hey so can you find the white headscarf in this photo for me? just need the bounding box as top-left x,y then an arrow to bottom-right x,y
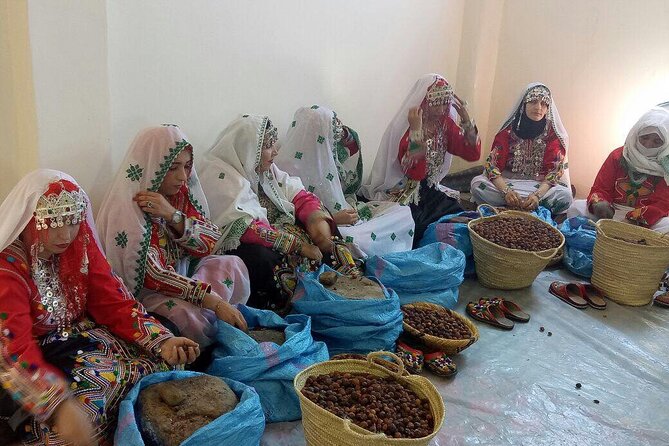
96,125 -> 209,296
198,114 -> 305,252
0,169 -> 97,253
276,106 -> 353,214
499,82 -> 569,150
361,73 -> 457,200
622,107 -> 669,183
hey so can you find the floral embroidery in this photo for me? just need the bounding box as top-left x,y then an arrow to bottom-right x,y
126,164 -> 144,182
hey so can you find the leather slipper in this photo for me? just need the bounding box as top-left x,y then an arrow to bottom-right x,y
581,284 -> 606,310
466,301 -> 514,330
654,292 -> 669,308
549,281 -> 588,309
486,297 -> 530,322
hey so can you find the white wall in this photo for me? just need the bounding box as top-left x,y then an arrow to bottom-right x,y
28,0 -> 112,206
486,0 -> 669,197
106,0 -> 466,196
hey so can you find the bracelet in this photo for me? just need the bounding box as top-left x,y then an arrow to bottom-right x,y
502,185 -> 513,194
214,300 -> 225,314
409,141 -> 422,153
409,129 -> 424,142
462,119 -> 476,134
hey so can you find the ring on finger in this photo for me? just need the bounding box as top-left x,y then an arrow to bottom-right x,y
147,201 -> 153,208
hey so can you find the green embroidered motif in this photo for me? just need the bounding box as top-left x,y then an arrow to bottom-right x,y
478,183 -> 487,190
390,233 -> 397,241
408,229 -> 415,237
0,312 -> 7,320
317,135 -> 325,144
345,236 -> 354,243
334,203 -> 342,211
291,120 -> 296,128
222,278 -> 234,288
149,140 -> 189,192
370,232 -> 377,241
218,172 -> 226,180
310,105 -> 319,109
132,213 -> 154,296
294,151 -> 303,159
126,164 -> 144,182
115,231 -> 128,248
307,185 -> 315,193
326,173 -> 334,181
278,182 -> 283,187
165,300 -> 176,310
358,205 -> 372,221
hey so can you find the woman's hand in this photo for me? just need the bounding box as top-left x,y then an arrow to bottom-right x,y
299,243 -> 323,262
407,107 -> 423,131
133,191 -> 176,220
522,193 -> 540,210
452,93 -> 472,123
306,215 -> 335,254
400,150 -> 425,171
158,337 -> 200,366
504,190 -> 522,208
53,398 -> 97,446
213,298 -> 248,332
333,209 -> 359,226
592,201 -> 614,220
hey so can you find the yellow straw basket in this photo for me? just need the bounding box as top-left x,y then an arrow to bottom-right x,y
591,219 -> 669,306
294,352 -> 445,446
401,302 -> 479,354
468,206 -> 565,289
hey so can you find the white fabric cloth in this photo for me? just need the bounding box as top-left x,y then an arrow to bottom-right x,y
276,105 -> 415,257
0,169 -> 98,252
499,82 -> 572,187
622,107 -> 669,184
361,73 -> 456,201
96,125 -> 211,295
198,114 -> 306,252
567,199 -> 669,233
471,175 -> 573,214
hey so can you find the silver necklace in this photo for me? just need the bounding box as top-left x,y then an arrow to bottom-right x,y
34,257 -> 72,337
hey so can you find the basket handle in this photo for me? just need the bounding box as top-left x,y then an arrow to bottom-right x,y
531,245 -> 562,260
366,351 -> 405,377
477,203 -> 499,216
342,418 -> 387,439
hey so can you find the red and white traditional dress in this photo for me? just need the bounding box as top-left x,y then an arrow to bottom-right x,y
97,126 -> 250,348
471,82 -> 573,214
199,115 -> 358,308
0,171 -> 173,445
567,107 -> 669,232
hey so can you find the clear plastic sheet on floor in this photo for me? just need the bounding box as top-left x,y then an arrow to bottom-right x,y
260,269 -> 669,446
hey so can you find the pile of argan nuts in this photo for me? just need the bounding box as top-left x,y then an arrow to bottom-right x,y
402,306 -> 471,340
473,216 -> 562,251
301,372 -> 434,439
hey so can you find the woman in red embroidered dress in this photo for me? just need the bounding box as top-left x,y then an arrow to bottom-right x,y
0,170 -> 198,446
198,115 -> 359,310
97,126 -> 250,349
471,83 -> 572,214
567,107 -> 669,232
361,74 -> 480,246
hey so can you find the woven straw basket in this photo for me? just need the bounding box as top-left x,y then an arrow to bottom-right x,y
294,352 -> 445,446
401,302 -> 479,354
591,219 -> 669,306
468,208 -> 565,289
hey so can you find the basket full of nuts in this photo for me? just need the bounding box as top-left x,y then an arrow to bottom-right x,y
468,209 -> 565,289
295,351 -> 445,445
401,302 -> 479,354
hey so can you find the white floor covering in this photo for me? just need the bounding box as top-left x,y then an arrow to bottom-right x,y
261,267 -> 669,446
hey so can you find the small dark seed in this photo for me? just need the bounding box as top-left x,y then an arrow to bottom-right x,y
547,332 -> 552,337
575,383 -> 582,389
593,399 -> 600,404
539,326 -> 545,332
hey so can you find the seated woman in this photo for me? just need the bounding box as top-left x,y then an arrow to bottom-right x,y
471,83 -> 572,214
97,125 -> 249,349
361,74 -> 481,246
198,114 -> 359,310
0,170 -> 198,446
276,105 -> 415,256
567,107 -> 669,232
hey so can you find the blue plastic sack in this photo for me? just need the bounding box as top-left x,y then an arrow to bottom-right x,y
207,306 -> 328,423
114,371 -> 265,446
291,265 -> 403,355
365,242 -> 465,309
418,211 -> 479,274
559,216 -> 596,278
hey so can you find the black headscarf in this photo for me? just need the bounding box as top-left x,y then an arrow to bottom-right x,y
511,103 -> 547,140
